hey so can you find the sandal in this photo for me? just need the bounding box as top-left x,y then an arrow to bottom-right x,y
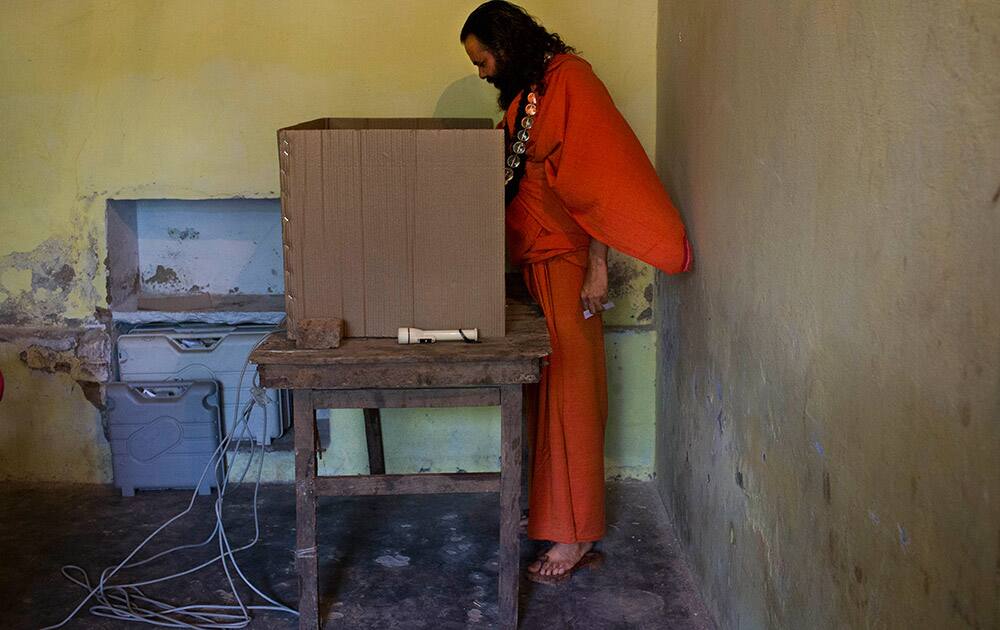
526,550 -> 604,585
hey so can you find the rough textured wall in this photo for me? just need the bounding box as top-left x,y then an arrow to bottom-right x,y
655,1 -> 999,628
0,0 -> 660,481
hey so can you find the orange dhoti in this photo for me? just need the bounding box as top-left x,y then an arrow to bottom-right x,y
523,256 -> 609,543
504,54 -> 691,543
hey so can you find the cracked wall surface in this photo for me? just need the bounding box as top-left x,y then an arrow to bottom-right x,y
7,328 -> 111,383
0,234 -> 102,326
0,341 -> 112,482
1,0 -> 663,483
655,1 -> 999,628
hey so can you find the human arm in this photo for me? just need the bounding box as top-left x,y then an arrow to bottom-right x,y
580,238 -> 609,316
542,57 -> 691,274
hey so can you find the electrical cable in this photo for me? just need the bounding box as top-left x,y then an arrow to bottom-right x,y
41,330 -> 299,629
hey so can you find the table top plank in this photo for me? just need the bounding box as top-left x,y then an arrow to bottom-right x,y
257,359 -> 542,389
251,303 -> 550,366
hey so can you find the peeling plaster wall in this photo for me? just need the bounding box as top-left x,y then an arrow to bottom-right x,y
0,236 -> 102,326
0,1 -> 662,482
0,340 -> 111,482
655,1 -> 999,628
134,199 -> 283,297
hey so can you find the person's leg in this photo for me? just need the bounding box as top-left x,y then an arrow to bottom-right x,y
521,257 -> 608,576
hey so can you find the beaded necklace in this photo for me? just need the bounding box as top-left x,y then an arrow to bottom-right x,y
503,91 -> 536,205
503,91 -> 537,186
503,53 -> 552,206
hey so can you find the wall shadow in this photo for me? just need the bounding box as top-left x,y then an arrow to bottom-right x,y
432,75 -> 500,121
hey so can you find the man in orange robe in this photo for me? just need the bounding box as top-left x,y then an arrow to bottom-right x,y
462,1 -> 691,580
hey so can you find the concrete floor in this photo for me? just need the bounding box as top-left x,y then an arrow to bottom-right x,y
2,480 -> 714,629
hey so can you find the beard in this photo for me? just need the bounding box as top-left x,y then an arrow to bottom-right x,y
488,61 -> 527,110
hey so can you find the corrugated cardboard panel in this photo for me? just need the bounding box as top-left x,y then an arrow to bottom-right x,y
325,118 -> 371,130
278,118 -> 504,339
311,118 -> 495,131
322,129 -> 366,336
413,129 -> 505,337
370,118 -> 420,130
279,131 -> 305,337
361,129 -> 415,337
301,131 -> 335,321
283,118 -> 329,131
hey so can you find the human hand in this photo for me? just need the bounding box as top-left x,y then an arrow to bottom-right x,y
580,256 -> 609,317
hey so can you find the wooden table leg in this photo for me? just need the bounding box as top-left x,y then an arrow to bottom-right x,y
499,384 -> 523,629
521,386 -> 533,516
294,390 -> 319,630
362,408 -> 386,475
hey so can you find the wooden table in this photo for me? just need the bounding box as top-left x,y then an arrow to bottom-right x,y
251,303 -> 550,629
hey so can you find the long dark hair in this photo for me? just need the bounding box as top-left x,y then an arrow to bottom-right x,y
460,1 -> 576,109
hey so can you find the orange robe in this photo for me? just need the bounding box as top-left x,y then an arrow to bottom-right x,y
502,54 -> 690,544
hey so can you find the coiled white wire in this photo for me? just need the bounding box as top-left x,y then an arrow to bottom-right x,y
41,331 -> 299,629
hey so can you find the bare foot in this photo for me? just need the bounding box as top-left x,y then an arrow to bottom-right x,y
527,541 -> 594,577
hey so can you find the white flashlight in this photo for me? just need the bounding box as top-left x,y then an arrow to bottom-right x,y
397,327 -> 479,344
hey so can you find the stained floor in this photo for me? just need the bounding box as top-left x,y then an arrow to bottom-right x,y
1,480 -> 714,629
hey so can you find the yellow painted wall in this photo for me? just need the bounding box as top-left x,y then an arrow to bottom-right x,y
0,0 -> 662,482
